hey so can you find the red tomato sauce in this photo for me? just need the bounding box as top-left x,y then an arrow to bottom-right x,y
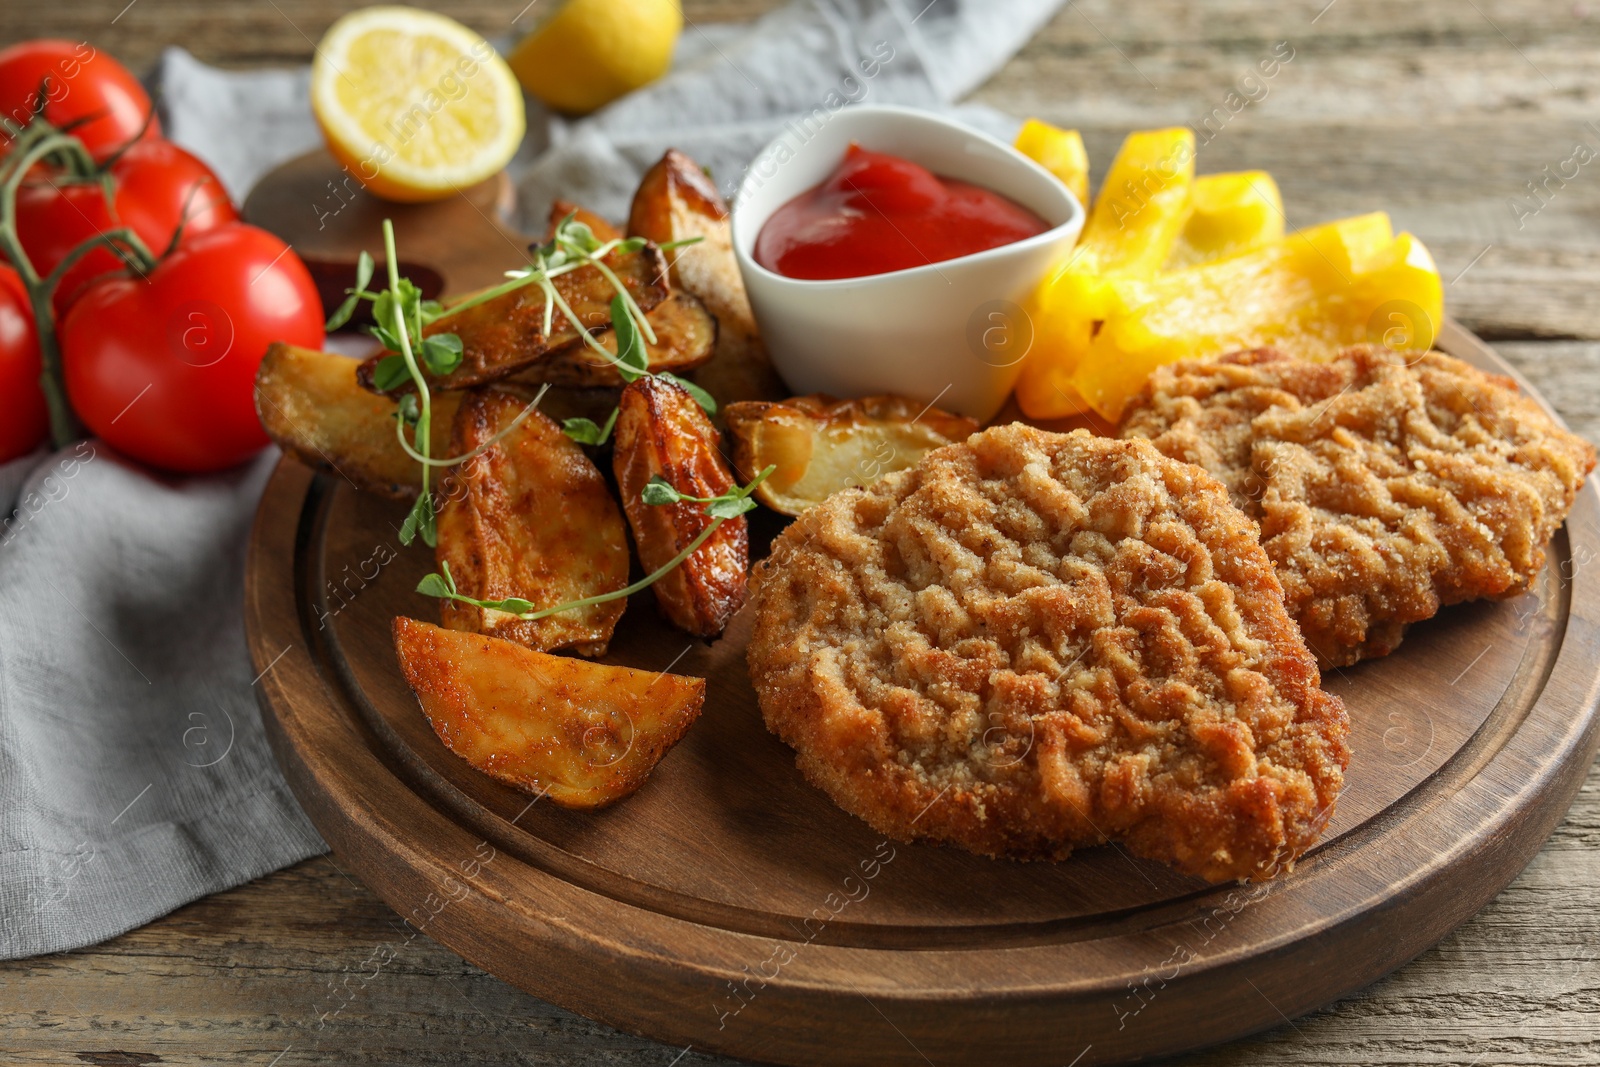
754,144 -> 1050,280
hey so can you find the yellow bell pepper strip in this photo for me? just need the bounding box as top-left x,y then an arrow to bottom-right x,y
1014,118 -> 1090,209
1073,127 -> 1197,276
1013,269 -> 1102,419
1071,213 -> 1443,420
1164,171 -> 1285,270
1015,128 -> 1196,420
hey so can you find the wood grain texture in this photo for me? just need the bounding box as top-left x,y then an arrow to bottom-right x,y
228,323 -> 1600,1067
2,1 -> 1599,1064
5,345 -> 1597,1067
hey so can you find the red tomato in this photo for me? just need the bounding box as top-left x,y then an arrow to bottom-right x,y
0,265 -> 48,462
16,139 -> 238,314
61,224 -> 323,472
0,40 -> 158,160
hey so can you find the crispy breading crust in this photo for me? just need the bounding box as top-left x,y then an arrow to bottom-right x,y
1121,347 -> 1597,667
747,425 -> 1349,883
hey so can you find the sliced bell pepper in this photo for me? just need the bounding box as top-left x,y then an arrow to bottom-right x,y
1015,128 -> 1196,420
1071,213 -> 1442,420
1164,171 -> 1284,270
1014,118 -> 1089,209
1074,127 -> 1197,277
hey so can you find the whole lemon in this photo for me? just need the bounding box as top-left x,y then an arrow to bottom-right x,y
509,0 -> 683,115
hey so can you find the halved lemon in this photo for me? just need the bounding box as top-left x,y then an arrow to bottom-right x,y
311,6 -> 525,203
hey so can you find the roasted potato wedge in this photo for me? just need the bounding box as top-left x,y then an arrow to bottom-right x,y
512,292 -> 716,388
436,386 -> 630,656
357,242 -> 670,395
613,376 -> 747,638
725,394 -> 978,516
255,342 -> 463,500
628,149 -> 786,407
393,617 -> 704,809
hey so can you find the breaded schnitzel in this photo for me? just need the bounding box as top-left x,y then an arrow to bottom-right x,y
747,425 -> 1349,883
1121,347 -> 1596,668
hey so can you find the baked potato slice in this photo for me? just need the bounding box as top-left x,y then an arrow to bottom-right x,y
613,375 -> 748,638
725,394 -> 978,516
254,342 -> 463,500
357,241 -> 669,395
393,617 -> 704,809
436,386 -> 630,656
628,149 -> 786,406
512,292 -> 715,388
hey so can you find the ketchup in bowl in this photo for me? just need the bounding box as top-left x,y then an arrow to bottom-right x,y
754,144 -> 1050,281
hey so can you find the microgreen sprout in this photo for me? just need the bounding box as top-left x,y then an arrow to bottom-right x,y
325,247 -> 464,395
414,465 -> 776,620
561,408 -> 618,446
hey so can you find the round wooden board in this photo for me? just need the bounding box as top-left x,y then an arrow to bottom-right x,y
246,320 -> 1600,1067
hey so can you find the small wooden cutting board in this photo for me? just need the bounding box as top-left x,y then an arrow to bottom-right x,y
242,148 -> 530,311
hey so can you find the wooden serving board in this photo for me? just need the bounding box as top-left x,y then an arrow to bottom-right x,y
245,309 -> 1600,1064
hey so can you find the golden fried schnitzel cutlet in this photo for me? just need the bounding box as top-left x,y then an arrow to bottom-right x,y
747,424 -> 1349,883
1121,347 -> 1596,668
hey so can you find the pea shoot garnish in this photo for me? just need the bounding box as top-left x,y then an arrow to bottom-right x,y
414,465 -> 775,620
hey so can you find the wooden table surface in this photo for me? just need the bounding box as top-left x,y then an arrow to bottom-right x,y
4,1 -> 1599,1064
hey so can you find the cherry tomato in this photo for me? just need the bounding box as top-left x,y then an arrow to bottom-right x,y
0,40 -> 158,160
0,265 -> 48,462
61,224 -> 323,472
16,139 -> 238,314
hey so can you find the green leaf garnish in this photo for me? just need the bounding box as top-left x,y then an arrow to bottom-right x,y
399,490 -> 435,547
372,355 -> 411,392
419,332 -> 463,376
563,220 -> 601,255
562,407 -> 618,446
705,495 -> 759,520
641,475 -> 680,506
326,293 -> 361,331
416,570 -> 454,599
640,463 -> 774,514
610,293 -> 648,383
371,323 -> 403,354
480,596 -> 537,614
396,393 -> 420,426
325,250 -> 377,330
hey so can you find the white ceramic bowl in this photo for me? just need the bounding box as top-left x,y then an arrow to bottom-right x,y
730,105 -> 1085,422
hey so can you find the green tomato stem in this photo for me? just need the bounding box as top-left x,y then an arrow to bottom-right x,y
0,123 -> 108,448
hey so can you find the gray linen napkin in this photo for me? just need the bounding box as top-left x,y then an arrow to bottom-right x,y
0,0 -> 1062,959
0,446 -> 326,959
